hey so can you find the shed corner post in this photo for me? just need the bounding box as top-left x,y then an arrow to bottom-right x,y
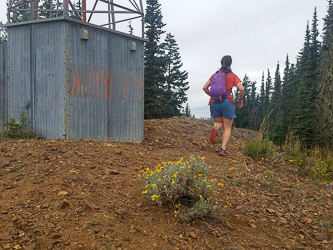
64,21 -> 70,140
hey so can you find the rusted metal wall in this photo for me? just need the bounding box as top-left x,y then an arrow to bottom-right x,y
6,17 -> 144,141
0,42 -> 7,129
67,21 -> 144,141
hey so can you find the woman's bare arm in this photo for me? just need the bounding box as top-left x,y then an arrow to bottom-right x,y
203,80 -> 211,96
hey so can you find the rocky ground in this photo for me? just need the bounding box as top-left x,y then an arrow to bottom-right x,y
0,117 -> 332,250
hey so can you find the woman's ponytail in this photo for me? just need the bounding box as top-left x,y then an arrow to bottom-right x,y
220,55 -> 232,73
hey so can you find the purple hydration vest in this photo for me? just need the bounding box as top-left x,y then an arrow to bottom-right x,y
210,71 -> 229,101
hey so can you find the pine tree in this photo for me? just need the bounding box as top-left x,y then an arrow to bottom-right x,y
293,10 -> 321,146
235,75 -> 251,128
264,69 -> 272,114
271,62 -> 282,115
280,55 -> 294,135
258,72 -> 266,121
316,1 -> 333,148
248,81 -> 258,130
163,32 -> 189,117
144,0 -> 166,119
0,22 -> 7,42
183,103 -> 192,117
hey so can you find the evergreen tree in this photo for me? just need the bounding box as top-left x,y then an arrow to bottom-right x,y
258,71 -> 265,121
293,10 -> 320,146
235,75 -> 251,128
144,0 -> 166,119
163,32 -> 189,117
0,22 -> 7,42
248,81 -> 258,130
271,61 -> 282,115
280,55 -> 294,135
264,69 -> 272,114
183,103 -> 192,117
316,1 -> 333,148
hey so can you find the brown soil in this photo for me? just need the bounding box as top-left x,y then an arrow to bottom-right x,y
0,117 -> 332,250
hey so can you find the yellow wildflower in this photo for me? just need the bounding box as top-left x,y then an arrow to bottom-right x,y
151,184 -> 157,188
158,178 -> 162,182
201,157 -> 205,159
210,179 -> 214,182
199,195 -> 203,198
202,179 -> 207,182
209,166 -> 211,168
151,194 -> 159,201
142,190 -> 148,194
207,197 -> 211,201
172,179 -> 175,184
198,174 -> 203,177
218,183 -> 224,187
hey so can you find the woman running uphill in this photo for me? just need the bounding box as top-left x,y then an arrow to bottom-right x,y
203,55 -> 244,156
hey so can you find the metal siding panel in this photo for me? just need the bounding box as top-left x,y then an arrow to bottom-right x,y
0,42 -> 8,129
33,21 -> 66,139
67,23 -> 108,140
109,36 -> 144,142
8,25 -> 32,123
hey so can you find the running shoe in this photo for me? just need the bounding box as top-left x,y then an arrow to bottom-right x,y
209,127 -> 218,144
219,148 -> 230,156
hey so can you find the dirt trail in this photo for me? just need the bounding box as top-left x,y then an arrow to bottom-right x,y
0,117 -> 332,250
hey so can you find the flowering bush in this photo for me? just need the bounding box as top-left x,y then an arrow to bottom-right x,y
139,155 -> 228,221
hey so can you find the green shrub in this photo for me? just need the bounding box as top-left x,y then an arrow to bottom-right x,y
1,108 -> 38,139
139,155 -> 227,221
244,138 -> 273,161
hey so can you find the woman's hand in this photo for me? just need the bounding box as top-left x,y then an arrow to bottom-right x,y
236,99 -> 243,108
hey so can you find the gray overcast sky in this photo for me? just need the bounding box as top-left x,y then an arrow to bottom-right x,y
0,1 -> 329,118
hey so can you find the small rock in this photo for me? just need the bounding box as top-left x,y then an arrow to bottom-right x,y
42,203 -> 49,209
169,239 -> 177,245
57,191 -> 68,197
3,243 -> 11,249
115,207 -> 127,215
110,170 -> 120,175
314,233 -> 325,241
33,229 -> 43,236
47,242 -> 54,250
249,224 -> 257,228
57,201 -> 70,209
189,232 -> 197,239
51,233 -> 62,239
1,159 -> 10,168
84,200 -> 94,211
123,235 -> 130,241
23,243 -> 37,250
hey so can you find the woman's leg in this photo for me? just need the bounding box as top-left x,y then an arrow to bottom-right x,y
214,116 -> 223,129
221,117 -> 233,150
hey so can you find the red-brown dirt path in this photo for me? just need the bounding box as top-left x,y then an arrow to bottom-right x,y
0,117 -> 332,250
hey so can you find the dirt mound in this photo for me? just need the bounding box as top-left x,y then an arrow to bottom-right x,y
0,117 -> 332,250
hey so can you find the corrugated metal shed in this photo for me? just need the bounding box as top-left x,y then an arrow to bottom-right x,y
6,16 -> 144,141
0,42 -> 7,129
